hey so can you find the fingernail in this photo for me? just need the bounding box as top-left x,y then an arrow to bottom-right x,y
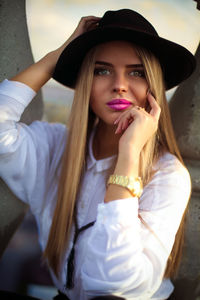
114,119 -> 118,124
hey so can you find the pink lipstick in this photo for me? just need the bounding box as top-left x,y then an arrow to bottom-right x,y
107,99 -> 132,111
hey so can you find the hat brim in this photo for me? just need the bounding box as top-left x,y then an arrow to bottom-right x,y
52,26 -> 196,90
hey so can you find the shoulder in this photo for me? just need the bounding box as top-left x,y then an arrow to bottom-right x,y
28,120 -> 68,158
29,120 -> 67,139
21,121 -> 68,166
153,151 -> 190,182
140,152 -> 191,210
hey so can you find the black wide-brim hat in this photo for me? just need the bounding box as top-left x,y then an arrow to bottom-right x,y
53,9 -> 196,90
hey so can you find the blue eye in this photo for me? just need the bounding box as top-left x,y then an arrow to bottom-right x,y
129,70 -> 145,78
94,68 -> 111,76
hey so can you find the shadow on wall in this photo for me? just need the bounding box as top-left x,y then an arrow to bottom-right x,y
0,211 -> 56,299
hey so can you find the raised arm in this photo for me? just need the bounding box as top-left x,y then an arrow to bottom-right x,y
11,16 -> 100,92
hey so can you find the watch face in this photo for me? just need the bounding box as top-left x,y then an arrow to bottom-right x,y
128,177 -> 143,197
108,175 -> 143,197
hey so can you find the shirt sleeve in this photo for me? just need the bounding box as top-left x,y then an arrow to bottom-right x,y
81,154 -> 191,299
0,79 -> 66,211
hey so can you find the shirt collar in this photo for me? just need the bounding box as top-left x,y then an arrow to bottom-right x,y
87,127 -> 117,173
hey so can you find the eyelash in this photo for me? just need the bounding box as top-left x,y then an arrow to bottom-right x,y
129,70 -> 145,78
94,68 -> 110,76
94,68 -> 145,78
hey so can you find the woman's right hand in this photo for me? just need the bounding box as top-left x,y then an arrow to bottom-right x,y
51,16 -> 100,74
11,16 -> 100,92
61,16 -> 100,47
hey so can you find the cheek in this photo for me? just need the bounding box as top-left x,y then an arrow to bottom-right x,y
89,98 -> 95,112
91,76 -> 108,96
89,80 -> 103,110
90,81 -> 98,103
90,88 -> 97,109
89,92 -> 99,115
131,82 -> 148,105
89,98 -> 101,117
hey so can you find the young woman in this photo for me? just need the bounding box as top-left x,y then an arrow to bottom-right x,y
0,9 -> 196,300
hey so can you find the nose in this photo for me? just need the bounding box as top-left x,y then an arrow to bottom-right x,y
112,72 -> 128,94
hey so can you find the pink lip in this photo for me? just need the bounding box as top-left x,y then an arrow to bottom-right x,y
107,99 -> 132,111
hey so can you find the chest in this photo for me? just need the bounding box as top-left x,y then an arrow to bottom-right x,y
76,167 -> 108,227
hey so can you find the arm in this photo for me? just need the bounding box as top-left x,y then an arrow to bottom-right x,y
104,93 -> 160,202
81,95 -> 186,298
0,80 -> 66,207
10,16 -> 100,92
82,154 -> 191,298
0,16 -> 100,204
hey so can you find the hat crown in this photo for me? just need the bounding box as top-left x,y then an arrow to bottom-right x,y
53,9 -> 196,90
99,9 -> 158,36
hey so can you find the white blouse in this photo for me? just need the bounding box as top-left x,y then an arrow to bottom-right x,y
0,79 -> 191,300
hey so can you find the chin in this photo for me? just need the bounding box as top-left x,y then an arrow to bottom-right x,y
95,110 -> 122,126
98,116 -> 117,127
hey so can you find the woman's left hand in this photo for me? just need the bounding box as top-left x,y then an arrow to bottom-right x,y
114,93 -> 161,157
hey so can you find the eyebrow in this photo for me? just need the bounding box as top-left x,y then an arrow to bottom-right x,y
95,61 -> 143,68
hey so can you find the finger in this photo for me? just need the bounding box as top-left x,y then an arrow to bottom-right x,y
78,16 -> 100,30
114,118 -> 119,125
122,118 -> 129,131
80,16 -> 100,22
116,113 -> 130,133
114,106 -> 140,125
121,117 -> 127,131
115,110 -> 135,133
85,17 -> 101,25
114,111 -> 127,124
86,21 -> 99,31
128,117 -> 134,124
115,121 -> 123,134
81,16 -> 100,25
85,17 -> 101,22
147,93 -> 161,118
115,118 -> 122,133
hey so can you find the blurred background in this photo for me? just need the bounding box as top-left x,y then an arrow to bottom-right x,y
27,0 -> 200,124
0,0 -> 199,299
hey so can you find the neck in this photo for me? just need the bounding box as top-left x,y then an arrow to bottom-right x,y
93,120 -> 121,160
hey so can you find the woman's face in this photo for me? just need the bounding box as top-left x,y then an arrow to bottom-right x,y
90,40 -> 149,125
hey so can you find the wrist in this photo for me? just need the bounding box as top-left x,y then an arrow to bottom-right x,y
115,152 -> 140,177
40,51 -> 60,74
34,53 -> 54,79
107,175 -> 143,198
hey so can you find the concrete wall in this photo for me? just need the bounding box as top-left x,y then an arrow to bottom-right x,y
0,0 -> 199,298
0,0 -> 43,257
169,42 -> 200,299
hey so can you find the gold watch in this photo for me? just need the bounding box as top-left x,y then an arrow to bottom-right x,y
107,174 -> 143,198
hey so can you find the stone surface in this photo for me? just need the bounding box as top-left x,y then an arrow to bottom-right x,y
170,43 -> 200,161
170,43 -> 200,298
0,0 -> 200,298
0,0 -> 43,256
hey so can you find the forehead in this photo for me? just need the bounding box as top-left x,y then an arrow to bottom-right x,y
95,40 -> 141,64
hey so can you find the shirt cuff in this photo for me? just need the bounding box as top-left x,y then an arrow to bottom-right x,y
96,198 -> 139,226
0,79 -> 36,106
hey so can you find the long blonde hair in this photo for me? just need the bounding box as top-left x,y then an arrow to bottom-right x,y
135,45 -> 187,278
44,42 -> 188,279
